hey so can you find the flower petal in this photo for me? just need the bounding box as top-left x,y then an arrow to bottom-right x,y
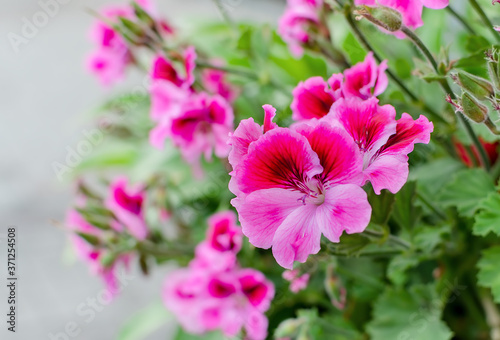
419,0 -> 448,10
317,184 -> 372,242
235,128 -> 323,194
236,188 -> 305,249
380,113 -> 433,156
291,77 -> 335,121
364,154 -> 409,194
272,203 -> 322,269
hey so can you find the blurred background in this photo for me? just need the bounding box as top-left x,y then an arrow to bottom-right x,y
0,1 -> 283,339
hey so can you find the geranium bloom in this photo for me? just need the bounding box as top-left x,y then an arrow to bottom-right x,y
278,0 -> 323,57
291,74 -> 343,121
328,97 -> 433,194
229,107 -> 372,269
291,53 -> 388,122
354,0 -> 449,36
105,177 -> 148,240
192,211 -> 242,271
163,92 -> 234,165
342,52 -> 388,100
66,208 -> 131,296
202,66 -> 238,103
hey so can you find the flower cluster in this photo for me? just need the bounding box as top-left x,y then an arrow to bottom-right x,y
65,177 -> 148,295
228,55 -> 433,269
148,51 -> 235,170
354,0 -> 449,37
278,0 -> 325,57
163,211 -> 274,339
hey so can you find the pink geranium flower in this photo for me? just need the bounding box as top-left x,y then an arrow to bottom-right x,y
229,107 -> 372,269
66,208 -> 131,296
354,0 -> 449,37
328,97 -> 433,194
278,0 -> 323,57
192,211 -> 242,271
202,66 -> 238,103
342,52 -> 388,100
291,75 -> 343,121
105,177 -> 148,240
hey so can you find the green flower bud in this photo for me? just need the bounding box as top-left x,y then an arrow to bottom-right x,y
461,92 -> 489,123
455,71 -> 494,100
354,5 -> 402,32
487,60 -> 500,92
75,232 -> 100,247
275,318 -> 304,338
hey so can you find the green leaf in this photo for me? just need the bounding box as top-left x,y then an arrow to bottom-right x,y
392,181 -> 420,230
387,254 -> 419,286
473,192 -> 500,237
465,36 -> 491,54
366,285 -> 453,340
342,32 -> 366,64
477,246 -> 500,303
413,224 -> 451,254
437,168 -> 495,217
368,186 -> 395,225
174,328 -> 226,340
118,302 -> 172,340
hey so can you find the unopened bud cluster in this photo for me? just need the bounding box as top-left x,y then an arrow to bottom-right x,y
448,50 -> 500,135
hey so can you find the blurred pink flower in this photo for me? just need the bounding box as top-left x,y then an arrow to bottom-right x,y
282,270 -> 310,293
105,177 -> 148,240
354,0 -> 449,37
66,209 -> 131,297
230,117 -> 371,269
329,97 -> 433,194
202,66 -> 238,103
342,52 -> 388,100
192,211 -> 242,272
278,0 -> 323,57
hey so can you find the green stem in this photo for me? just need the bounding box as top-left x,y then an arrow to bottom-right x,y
343,5 -> 447,124
416,192 -> 448,221
446,6 -> 477,36
401,26 -> 491,171
211,0 -> 236,31
363,229 -> 412,249
469,0 -> 500,43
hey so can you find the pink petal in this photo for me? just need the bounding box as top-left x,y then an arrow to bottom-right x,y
291,77 -> 335,121
364,154 -> 409,194
419,0 -> 448,9
151,54 -> 183,85
235,128 -> 323,194
329,97 -> 397,156
263,104 -> 278,133
236,188 -> 305,249
380,113 -> 433,156
294,121 -> 362,185
228,118 -> 263,171
272,203 -> 322,269
342,52 -> 388,99
317,184 -> 372,242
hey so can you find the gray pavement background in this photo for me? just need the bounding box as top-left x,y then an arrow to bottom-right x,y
0,1 -> 283,339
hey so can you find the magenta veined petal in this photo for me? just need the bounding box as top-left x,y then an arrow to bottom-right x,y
235,127 -> 323,194
228,118 -> 263,171
364,154 -> 410,194
419,0 -> 448,9
291,77 -> 335,121
293,120 -> 363,185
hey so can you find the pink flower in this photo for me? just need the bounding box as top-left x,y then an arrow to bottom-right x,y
105,177 -> 148,240
162,261 -> 274,339
291,75 -> 343,121
229,108 -> 371,269
66,209 -> 131,296
192,211 -> 242,271
86,5 -> 135,87
282,270 -> 310,293
343,52 -> 388,99
328,97 -> 433,194
278,0 -> 323,57
354,0 -> 449,37
168,93 -> 234,165
202,66 -> 238,103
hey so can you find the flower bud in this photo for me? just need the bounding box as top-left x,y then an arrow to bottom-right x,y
354,5 -> 402,32
461,92 -> 489,123
275,318 -> 303,338
454,71 -> 495,100
487,54 -> 500,92
75,232 -> 100,247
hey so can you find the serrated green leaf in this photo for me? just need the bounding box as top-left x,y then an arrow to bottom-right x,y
366,285 -> 453,340
118,302 -> 172,340
477,246 -> 500,303
438,168 -> 495,217
413,224 -> 451,253
473,192 -> 500,236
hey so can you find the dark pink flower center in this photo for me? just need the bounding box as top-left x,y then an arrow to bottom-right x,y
208,279 -> 236,298
240,275 -> 268,307
114,187 -> 143,215
210,220 -> 237,252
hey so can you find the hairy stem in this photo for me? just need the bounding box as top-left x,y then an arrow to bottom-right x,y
446,6 -> 477,36
401,26 -> 491,171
